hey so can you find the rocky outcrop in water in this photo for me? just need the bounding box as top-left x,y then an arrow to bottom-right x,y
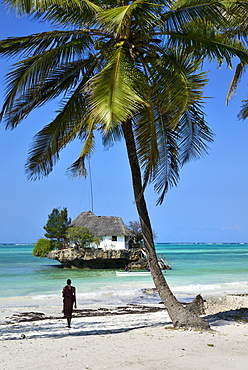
45,247 -> 149,269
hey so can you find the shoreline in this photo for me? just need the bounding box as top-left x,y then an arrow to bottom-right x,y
1,294 -> 247,369
1,293 -> 248,327
1,291 -> 248,322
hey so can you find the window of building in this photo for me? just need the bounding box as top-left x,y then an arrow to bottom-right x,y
112,236 -> 117,241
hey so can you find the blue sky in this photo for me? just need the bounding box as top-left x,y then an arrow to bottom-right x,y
0,7 -> 247,244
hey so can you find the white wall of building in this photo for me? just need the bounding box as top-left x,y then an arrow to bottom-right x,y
98,235 -> 128,250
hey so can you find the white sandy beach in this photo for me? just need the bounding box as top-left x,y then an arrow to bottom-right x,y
0,295 -> 248,370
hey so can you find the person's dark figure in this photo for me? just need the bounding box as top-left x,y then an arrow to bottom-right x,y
62,279 -> 77,328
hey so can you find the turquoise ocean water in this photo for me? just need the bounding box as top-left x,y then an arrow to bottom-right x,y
1,243 -> 248,308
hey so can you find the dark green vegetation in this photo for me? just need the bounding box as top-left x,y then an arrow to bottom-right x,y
32,238 -> 55,257
128,221 -> 144,246
34,207 -> 98,253
128,220 -> 157,246
1,0 -> 248,329
66,226 -> 100,248
44,207 -> 71,249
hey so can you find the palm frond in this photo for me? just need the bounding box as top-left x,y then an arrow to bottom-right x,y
164,0 -> 227,31
134,98 -> 159,189
151,48 -> 208,126
88,44 -> 146,130
67,118 -> 96,177
226,62 -> 246,105
0,31 -> 96,126
178,104 -> 213,165
97,0 -> 161,36
25,91 -> 90,179
136,48 -> 211,202
238,97 -> 248,120
1,53 -> 100,128
4,0 -> 101,15
166,22 -> 248,67
153,123 -> 180,205
0,29 -> 92,58
222,0 -> 248,39
101,126 -> 123,148
33,2 -> 102,27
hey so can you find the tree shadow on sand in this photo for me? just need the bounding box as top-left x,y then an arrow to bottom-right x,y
204,308 -> 248,327
1,306 -> 247,340
0,305 -> 169,340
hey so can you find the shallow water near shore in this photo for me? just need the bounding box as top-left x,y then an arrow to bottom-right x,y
1,243 -> 248,309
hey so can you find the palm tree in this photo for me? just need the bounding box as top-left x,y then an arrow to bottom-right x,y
1,0 -> 248,329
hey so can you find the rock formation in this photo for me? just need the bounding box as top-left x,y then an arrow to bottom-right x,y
45,247 -> 149,269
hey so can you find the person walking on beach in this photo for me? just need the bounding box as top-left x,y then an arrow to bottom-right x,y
62,279 -> 77,328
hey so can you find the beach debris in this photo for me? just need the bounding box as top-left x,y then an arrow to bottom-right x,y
1,305 -> 166,325
3,312 -> 46,324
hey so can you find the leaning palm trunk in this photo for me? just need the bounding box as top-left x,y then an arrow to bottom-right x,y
122,119 -> 210,330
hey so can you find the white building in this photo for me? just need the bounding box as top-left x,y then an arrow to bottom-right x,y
70,211 -> 132,250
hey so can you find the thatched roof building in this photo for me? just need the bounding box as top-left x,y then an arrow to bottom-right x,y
70,211 -> 132,237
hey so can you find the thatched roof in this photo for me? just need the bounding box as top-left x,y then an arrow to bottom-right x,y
70,211 -> 132,237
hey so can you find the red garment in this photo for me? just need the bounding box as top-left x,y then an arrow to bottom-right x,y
63,285 -> 75,318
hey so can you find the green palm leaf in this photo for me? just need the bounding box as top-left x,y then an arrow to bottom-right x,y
135,48 -> 211,202
0,30 -> 96,126
0,29 -> 93,58
88,44 -> 146,130
25,92 -> 89,179
226,62 -> 246,105
97,0 -> 161,36
238,97 -> 248,120
4,0 -> 101,14
67,118 -> 96,177
178,104 -> 213,165
166,19 -> 248,66
135,99 -> 159,188
2,54 -> 100,128
152,122 -> 180,205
